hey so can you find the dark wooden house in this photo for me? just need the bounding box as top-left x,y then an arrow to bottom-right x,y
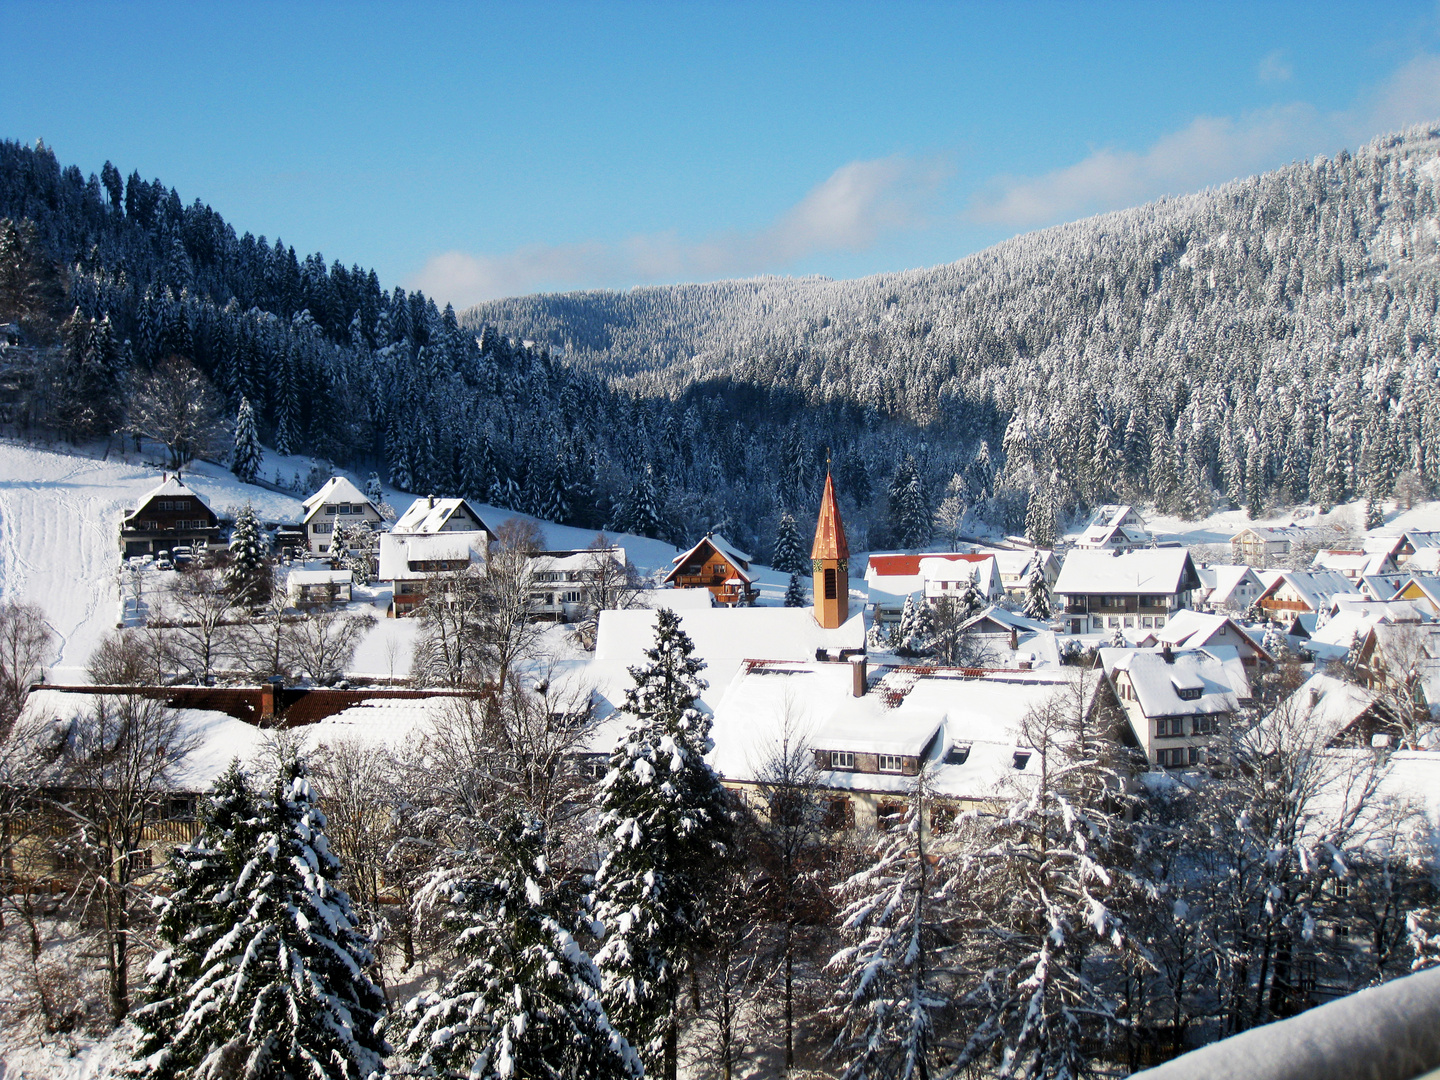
120,474 -> 221,557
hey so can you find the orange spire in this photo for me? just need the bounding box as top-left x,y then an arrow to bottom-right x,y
811,470 -> 849,560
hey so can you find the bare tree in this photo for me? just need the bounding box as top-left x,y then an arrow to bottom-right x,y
86,630 -> 150,685
228,571 -> 301,679
0,600 -> 52,730
54,693 -> 196,1022
477,520 -> 545,690
1364,623 -> 1439,748
410,565 -> 489,689
127,355 -> 226,469
289,608 -> 376,683
574,533 -> 645,650
749,694 -> 830,1071
159,567 -> 233,683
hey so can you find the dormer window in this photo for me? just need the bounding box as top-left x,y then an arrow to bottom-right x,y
1176,687 -> 1202,701
1013,751 -> 1031,770
830,751 -> 855,770
945,744 -> 971,765
878,754 -> 903,773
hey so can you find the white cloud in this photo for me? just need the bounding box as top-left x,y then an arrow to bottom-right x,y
969,52 -> 1440,229
1258,50 -> 1293,83
410,155 -> 946,307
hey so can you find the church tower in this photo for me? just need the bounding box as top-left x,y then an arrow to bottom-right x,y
811,469 -> 850,629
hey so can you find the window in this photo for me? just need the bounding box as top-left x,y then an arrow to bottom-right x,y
1108,616 -> 1120,628
878,754 -> 903,773
830,750 -> 855,770
823,797 -> 854,831
1192,714 -> 1219,735
945,743 -> 971,765
312,523 -> 332,534
324,504 -> 337,514
563,590 -> 583,603
1156,717 -> 1186,737
1157,747 -> 1199,768
876,800 -> 906,831
1141,617 -> 1154,628
1175,685 -> 1202,701
1013,751 -> 1032,770
824,567 -> 837,600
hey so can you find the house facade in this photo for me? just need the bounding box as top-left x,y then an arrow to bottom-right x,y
392,496 -> 493,536
1052,548 -> 1202,636
663,534 -> 756,605
526,547 -> 627,621
1255,570 -> 1359,620
301,476 -> 384,556
378,531 -> 488,616
1099,645 -> 1252,768
1196,564 -> 1265,613
120,474 -> 221,557
1074,504 -> 1153,550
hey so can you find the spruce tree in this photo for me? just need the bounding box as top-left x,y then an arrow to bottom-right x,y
773,511 -> 808,577
131,759 -> 387,1079
401,814 -> 642,1080
232,396 -> 262,484
826,783 -> 950,1080
593,608 -> 733,1080
784,572 -> 807,608
1023,559 -> 1052,620
224,503 -> 269,605
365,471 -> 383,506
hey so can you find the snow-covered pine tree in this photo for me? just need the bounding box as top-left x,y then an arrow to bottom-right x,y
903,597 -> 935,657
592,608 -> 733,1080
1023,558 -> 1052,620
365,471 -> 383,506
131,762 -> 265,1079
954,571 -> 984,625
826,777 -> 950,1080
784,572 -> 807,607
893,594 -> 919,651
1109,623 -> 1127,648
401,813 -> 642,1080
946,672 -> 1142,1078
131,758 -> 387,1079
1364,491 -> 1386,531
224,503 -> 269,605
772,511 -> 807,578
231,396 -> 262,484
333,519 -> 374,583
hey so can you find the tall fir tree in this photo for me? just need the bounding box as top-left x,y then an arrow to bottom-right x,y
131,759 -> 387,1079
1023,558 -> 1052,620
224,503 -> 269,605
231,396 -> 262,484
784,572 -> 807,608
401,814 -> 642,1080
772,510 -> 808,577
592,608 -> 733,1080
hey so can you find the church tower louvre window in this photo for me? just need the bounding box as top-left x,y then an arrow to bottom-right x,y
811,468 -> 849,629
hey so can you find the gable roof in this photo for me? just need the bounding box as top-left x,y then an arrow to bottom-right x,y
1258,569 -> 1360,611
1153,609 -> 1270,660
866,552 -> 991,579
664,534 -> 753,584
1053,547 -> 1197,595
130,474 -> 214,513
302,476 -> 375,517
392,496 -> 493,535
1198,564 -> 1263,607
1100,645 -> 1251,719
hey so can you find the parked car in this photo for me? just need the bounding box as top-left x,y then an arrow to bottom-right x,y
154,551 -> 174,570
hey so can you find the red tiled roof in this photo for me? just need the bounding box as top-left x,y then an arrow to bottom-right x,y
866,552 -> 990,577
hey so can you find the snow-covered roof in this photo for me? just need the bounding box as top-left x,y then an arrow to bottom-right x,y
1152,609 -> 1267,659
632,588 -> 713,610
301,476 -> 373,515
1100,645 -> 1250,718
704,662 -> 1085,800
130,474 -> 214,513
1402,548 -> 1440,573
287,569 -> 354,587
1360,572 -> 1410,600
1312,549 -> 1395,577
866,552 -> 991,579
595,607 -> 864,668
1230,524 -> 1339,544
1053,547 -> 1196,595
1260,570 -> 1361,611
392,496 -> 493,536
1197,564 -> 1262,607
1263,672 -> 1380,745
377,531 -> 487,580
960,605 -> 1051,636
528,547 -> 625,576
663,534 -> 753,584
919,556 -> 1000,596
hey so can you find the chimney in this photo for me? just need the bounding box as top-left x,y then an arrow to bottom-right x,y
428,494 -> 435,509
260,675 -> 283,720
1162,641 -> 1174,664
1009,626 -> 1019,651
851,655 -> 867,697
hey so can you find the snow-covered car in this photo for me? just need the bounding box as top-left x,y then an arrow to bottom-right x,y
154,551 -> 174,571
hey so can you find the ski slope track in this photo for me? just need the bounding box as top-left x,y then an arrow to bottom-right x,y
0,442 -> 304,681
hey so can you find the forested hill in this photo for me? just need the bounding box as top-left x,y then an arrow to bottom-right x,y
467,124 -> 1440,527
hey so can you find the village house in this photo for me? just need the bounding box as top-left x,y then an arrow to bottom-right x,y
1228,524 -> 1341,566
864,552 -> 1001,625
663,533 -> 757,605
119,473 -> 222,557
1265,672 -> 1407,750
300,476 -> 384,556
1195,564 -> 1265,613
525,546 -> 627,621
1254,569 -> 1359,621
286,568 -> 354,606
378,530 -> 488,616
1099,644 -> 1252,769
1052,547 -> 1202,636
1073,504 -> 1153,550
1311,548 -> 1398,581
391,495 -> 494,536
1141,609 -> 1271,667
1365,531 -> 1440,567
985,547 -> 1061,603
1389,574 -> 1440,616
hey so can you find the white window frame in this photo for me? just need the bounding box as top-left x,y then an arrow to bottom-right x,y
830,750 -> 855,770
877,754 -> 903,773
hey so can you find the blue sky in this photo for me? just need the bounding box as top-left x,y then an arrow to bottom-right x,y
4,1 -> 1440,308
